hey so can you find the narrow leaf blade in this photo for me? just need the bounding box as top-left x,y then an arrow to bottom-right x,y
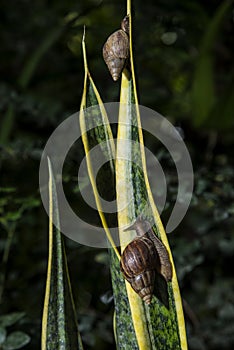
41,158 -> 83,350
116,2 -> 187,349
191,0 -> 233,126
79,33 -> 138,348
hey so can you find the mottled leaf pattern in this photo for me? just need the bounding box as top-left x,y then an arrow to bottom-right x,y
41,158 -> 83,350
115,1 -> 188,349
79,32 -> 138,348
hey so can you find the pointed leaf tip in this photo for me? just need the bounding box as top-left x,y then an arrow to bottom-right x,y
82,26 -> 86,43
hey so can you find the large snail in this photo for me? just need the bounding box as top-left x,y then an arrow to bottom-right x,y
103,15 -> 129,81
120,216 -> 172,304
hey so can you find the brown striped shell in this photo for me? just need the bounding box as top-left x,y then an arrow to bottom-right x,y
103,16 -> 129,81
120,216 -> 173,304
120,235 -> 159,304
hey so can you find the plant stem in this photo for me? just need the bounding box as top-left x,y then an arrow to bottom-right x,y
0,226 -> 15,304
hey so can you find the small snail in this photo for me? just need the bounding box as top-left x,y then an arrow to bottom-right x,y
120,216 -> 172,304
103,16 -> 129,81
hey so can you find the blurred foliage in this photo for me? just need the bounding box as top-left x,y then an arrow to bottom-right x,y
0,0 -> 233,349
0,313 -> 30,350
169,152 -> 234,349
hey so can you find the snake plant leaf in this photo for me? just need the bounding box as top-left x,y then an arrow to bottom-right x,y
79,29 -> 119,256
41,158 -> 83,350
191,0 -> 233,127
79,32 -> 138,348
115,1 -> 188,349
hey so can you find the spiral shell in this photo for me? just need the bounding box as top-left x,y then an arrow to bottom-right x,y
120,216 -> 172,304
125,217 -> 173,282
103,16 -> 129,81
120,235 -> 159,304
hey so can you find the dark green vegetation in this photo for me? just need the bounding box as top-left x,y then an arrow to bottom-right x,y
0,0 -> 233,349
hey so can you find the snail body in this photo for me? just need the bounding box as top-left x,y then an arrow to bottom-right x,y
103,16 -> 129,81
120,217 -> 172,304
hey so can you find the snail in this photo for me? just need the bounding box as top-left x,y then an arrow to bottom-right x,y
103,15 -> 129,81
120,216 -> 172,304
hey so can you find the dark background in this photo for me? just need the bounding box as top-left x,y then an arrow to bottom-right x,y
0,0 -> 234,349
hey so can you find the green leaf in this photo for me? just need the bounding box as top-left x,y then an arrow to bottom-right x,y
0,327 -> 7,345
79,29 -> 119,259
191,0 -> 233,126
0,313 -> 25,328
0,188 -> 16,194
109,249 -> 138,349
2,331 -> 30,350
41,158 -> 83,350
206,83 -> 234,130
80,0 -> 187,348
18,27 -> 64,90
115,1 -> 187,349
79,29 -> 138,348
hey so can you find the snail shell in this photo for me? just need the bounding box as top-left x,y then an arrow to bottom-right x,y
120,216 -> 172,304
120,235 -> 159,304
103,16 -> 129,81
125,217 -> 173,282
